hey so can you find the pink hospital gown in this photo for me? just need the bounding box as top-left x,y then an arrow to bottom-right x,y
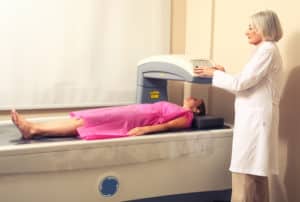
70,101 -> 193,140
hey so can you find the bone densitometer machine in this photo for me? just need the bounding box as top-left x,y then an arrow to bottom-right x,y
0,55 -> 233,202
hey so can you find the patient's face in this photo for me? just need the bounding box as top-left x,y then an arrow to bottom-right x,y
184,97 -> 202,110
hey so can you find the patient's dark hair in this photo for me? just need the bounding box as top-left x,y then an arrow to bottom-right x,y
195,101 -> 206,116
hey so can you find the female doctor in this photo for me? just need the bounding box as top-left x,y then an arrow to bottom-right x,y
194,10 -> 283,202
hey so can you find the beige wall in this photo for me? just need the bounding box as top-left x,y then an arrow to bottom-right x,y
168,0 -> 186,105
170,0 -> 186,54
185,0 -> 213,59
176,0 -> 300,201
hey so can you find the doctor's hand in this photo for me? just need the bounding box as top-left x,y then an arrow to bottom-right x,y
213,65 -> 225,72
193,65 -> 225,78
193,66 -> 216,78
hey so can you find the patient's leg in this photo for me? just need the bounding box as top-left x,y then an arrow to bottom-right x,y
11,110 -> 84,139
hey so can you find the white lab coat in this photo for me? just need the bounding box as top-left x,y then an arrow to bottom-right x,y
212,41 -> 283,176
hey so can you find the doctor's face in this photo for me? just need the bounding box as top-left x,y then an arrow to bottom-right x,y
245,24 -> 263,45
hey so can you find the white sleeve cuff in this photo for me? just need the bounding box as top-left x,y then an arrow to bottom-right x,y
212,70 -> 225,88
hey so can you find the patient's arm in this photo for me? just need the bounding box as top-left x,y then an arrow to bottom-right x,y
127,116 -> 189,136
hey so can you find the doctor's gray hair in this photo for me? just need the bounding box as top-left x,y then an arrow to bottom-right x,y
250,10 -> 283,42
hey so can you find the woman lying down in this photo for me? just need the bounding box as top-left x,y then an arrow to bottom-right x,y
11,97 -> 206,140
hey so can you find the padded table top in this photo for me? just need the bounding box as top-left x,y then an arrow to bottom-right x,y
0,124 -> 78,146
0,122 -> 230,146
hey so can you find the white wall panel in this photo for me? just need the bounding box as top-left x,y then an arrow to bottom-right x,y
0,0 -> 170,109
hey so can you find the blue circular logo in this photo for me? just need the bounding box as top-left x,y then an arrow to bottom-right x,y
99,176 -> 119,197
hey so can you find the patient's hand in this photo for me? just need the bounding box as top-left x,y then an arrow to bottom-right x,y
128,127 -> 147,136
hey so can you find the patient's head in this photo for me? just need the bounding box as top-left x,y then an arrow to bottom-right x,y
183,97 -> 206,116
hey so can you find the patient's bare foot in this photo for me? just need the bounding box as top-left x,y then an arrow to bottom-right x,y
11,110 -> 35,139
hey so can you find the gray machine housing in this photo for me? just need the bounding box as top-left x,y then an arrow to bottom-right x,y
136,55 -> 224,129
136,56 -> 212,103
